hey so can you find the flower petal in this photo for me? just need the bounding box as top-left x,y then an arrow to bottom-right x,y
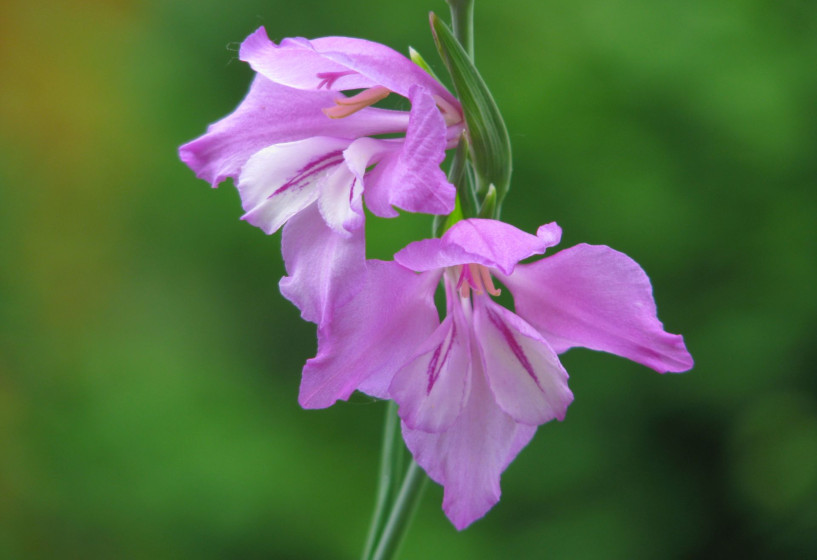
178,75 -> 409,187
390,281 -> 472,432
298,263 -> 439,408
278,203 -> 365,327
315,136 -> 384,233
240,30 -> 376,91
239,27 -> 457,103
473,296 -> 573,425
363,85 -> 455,217
395,219 -> 560,275
316,161 -> 363,235
237,137 -> 350,234
500,244 -> 694,372
356,148 -> 400,218
402,361 -> 536,530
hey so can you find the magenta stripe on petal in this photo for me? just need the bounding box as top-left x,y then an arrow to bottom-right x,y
484,305 -> 542,391
271,151 -> 344,197
316,70 -> 356,89
427,320 -> 456,394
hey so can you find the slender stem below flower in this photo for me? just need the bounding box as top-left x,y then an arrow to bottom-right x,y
370,459 -> 429,560
362,401 -> 405,560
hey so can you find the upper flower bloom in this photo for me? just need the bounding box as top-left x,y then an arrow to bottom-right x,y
294,219 -> 693,529
179,27 -> 463,237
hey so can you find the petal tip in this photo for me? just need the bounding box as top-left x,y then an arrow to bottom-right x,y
536,222 -> 562,248
238,26 -> 272,61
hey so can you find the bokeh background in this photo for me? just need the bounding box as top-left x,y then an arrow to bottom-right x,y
2,0 -> 816,558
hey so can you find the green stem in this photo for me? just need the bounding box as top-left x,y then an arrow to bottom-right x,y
445,0 -> 475,59
370,460 -> 429,560
362,401 -> 405,560
445,0 -> 483,221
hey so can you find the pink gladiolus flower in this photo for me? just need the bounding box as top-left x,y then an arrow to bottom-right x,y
179,27 -> 463,325
296,219 -> 693,529
179,27 -> 462,235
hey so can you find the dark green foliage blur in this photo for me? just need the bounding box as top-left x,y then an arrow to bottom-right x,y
1,0 -> 815,558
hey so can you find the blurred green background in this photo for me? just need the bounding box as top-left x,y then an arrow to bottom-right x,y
2,0 -> 816,558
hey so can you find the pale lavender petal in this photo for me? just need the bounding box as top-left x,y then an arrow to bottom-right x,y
343,136 -> 387,184
363,85 -> 455,217
402,361 -> 534,530
179,75 -> 409,187
336,135 -> 400,218
504,424 -> 537,472
396,219 -> 558,275
535,222 -> 563,247
240,27 -> 457,103
390,280 -> 472,432
500,244 -> 694,373
473,296 -> 573,425
316,136 -> 383,233
298,263 -> 439,408
316,162 -> 363,235
279,203 -> 365,326
237,137 -> 350,234
356,147 -> 401,218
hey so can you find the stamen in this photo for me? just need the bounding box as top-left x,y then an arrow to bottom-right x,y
468,264 -> 483,294
479,265 -> 501,296
322,86 -> 391,119
453,263 -> 500,299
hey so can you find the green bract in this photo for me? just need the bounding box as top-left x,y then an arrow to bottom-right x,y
430,12 -> 512,209
408,47 -> 442,83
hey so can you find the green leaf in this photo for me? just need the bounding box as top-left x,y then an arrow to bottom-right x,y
430,12 -> 512,206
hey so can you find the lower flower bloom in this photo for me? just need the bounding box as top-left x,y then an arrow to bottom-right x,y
293,218 -> 693,529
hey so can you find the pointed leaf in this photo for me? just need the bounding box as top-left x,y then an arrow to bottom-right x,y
430,13 -> 512,204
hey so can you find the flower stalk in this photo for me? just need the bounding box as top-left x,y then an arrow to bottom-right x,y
362,403 -> 429,560
361,401 -> 406,560
370,460 -> 428,560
